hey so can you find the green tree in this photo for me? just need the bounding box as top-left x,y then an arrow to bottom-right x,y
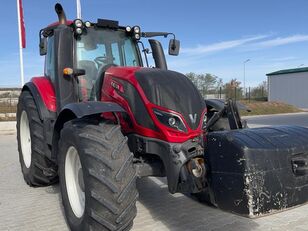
223,79 -> 243,100
250,81 -> 268,100
186,72 -> 218,97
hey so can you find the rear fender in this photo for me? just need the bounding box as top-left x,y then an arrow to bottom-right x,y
22,81 -> 56,120
22,82 -> 57,154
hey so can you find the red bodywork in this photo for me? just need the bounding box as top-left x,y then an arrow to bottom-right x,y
32,77 -> 57,112
101,67 -> 205,143
31,67 -> 205,143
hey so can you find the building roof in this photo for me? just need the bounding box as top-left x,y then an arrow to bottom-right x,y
267,67 -> 308,76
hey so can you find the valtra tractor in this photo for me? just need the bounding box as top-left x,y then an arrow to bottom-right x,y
17,3 -> 308,231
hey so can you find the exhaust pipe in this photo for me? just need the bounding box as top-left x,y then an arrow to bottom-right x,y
55,3 -> 67,25
149,39 -> 168,70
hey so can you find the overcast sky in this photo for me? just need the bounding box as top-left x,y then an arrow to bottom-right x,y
1,0 -> 308,87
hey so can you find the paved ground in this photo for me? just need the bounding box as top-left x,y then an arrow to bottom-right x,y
245,112 -> 308,128
1,116 -> 308,231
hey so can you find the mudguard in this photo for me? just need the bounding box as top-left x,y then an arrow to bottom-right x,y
54,101 -> 125,133
22,81 -> 56,120
22,81 -> 57,149
205,125 -> 308,217
51,101 -> 125,162
61,101 -> 124,118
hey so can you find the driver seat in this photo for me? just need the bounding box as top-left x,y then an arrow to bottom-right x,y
78,60 -> 98,101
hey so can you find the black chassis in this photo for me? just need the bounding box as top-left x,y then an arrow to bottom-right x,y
128,134 -> 205,194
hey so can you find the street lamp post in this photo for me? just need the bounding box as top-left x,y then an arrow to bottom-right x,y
243,59 -> 250,98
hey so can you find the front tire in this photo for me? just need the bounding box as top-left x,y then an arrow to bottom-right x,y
58,119 -> 138,231
17,90 -> 58,186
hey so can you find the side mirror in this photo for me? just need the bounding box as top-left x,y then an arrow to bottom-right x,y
74,68 -> 86,76
39,37 -> 47,56
168,39 -> 180,56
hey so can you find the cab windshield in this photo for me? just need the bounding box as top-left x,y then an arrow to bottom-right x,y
76,27 -> 141,100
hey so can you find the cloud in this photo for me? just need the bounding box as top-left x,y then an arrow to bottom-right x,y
254,35 -> 308,48
181,35 -> 269,55
267,56 -> 298,62
180,34 -> 308,57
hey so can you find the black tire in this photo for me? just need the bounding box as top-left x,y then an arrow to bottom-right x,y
58,119 -> 138,231
16,90 -> 58,186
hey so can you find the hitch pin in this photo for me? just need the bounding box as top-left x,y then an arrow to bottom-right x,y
188,158 -> 205,178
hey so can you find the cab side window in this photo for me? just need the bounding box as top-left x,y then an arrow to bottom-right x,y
45,36 -> 55,82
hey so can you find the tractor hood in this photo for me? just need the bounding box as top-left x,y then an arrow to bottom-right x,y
135,68 -> 206,130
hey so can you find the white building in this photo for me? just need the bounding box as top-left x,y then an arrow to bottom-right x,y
267,67 -> 308,108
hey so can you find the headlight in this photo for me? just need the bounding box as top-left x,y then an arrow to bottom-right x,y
153,109 -> 187,132
74,19 -> 83,28
126,26 -> 132,32
135,34 -> 140,40
132,26 -> 141,40
134,26 -> 140,33
74,19 -> 84,35
75,28 -> 83,35
85,21 -> 91,28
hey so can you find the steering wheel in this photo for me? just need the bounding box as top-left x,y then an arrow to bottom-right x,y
94,56 -> 108,67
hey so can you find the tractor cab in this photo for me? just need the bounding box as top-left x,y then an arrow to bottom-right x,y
39,4 -> 180,110
74,22 -> 143,101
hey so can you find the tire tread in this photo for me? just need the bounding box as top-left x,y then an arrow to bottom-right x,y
16,90 -> 58,187
59,120 -> 137,231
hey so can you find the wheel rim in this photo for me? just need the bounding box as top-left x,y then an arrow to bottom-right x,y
65,146 -> 85,218
20,111 -> 31,168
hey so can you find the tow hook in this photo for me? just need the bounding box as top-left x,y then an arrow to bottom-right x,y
187,158 -> 206,178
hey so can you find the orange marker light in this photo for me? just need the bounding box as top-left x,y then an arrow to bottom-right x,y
63,68 -> 74,75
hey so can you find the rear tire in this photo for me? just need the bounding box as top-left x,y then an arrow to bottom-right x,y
16,90 -> 58,186
58,119 -> 138,231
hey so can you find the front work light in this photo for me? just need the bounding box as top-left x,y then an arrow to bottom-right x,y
85,21 -> 91,28
74,19 -> 83,28
135,34 -> 140,40
134,26 -> 140,34
76,28 -> 83,35
126,26 -> 132,32
132,26 -> 141,40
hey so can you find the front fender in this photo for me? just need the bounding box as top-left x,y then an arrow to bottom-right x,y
61,101 -> 124,119
51,101 -> 125,162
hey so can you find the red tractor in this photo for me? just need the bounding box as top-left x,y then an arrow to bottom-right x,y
17,3 -> 308,231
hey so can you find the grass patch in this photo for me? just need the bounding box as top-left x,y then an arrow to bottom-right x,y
240,101 -> 302,116
0,116 -> 16,121
0,102 -> 17,114
0,101 -> 17,121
